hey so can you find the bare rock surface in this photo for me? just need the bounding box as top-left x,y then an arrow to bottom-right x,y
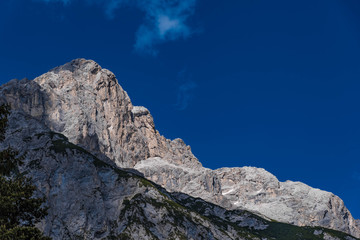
215,167 -> 360,237
1,58 -> 359,238
0,111 -> 264,240
0,59 -> 200,169
135,159 -> 360,238
134,157 -> 231,209
4,111 -> 351,240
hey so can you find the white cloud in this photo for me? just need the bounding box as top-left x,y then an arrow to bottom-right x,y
34,0 -> 197,55
158,15 -> 181,37
133,0 -> 195,55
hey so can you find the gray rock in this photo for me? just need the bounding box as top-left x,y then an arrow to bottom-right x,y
214,167 -> 360,237
1,58 -> 359,238
0,59 -> 200,169
1,111 -> 260,240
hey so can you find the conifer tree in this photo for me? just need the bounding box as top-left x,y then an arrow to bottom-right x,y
0,104 -> 51,240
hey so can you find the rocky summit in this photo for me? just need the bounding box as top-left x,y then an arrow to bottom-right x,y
0,58 -> 359,240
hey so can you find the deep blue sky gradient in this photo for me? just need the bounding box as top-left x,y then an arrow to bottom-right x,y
0,0 -> 359,218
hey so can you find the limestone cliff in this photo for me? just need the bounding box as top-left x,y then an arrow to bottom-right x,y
0,59 -> 200,169
1,58 -> 359,238
0,111 -> 269,239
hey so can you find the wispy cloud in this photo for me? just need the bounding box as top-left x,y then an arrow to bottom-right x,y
134,0 -> 195,55
175,68 -> 197,110
34,0 -> 197,55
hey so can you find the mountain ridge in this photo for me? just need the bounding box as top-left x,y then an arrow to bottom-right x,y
1,110 -> 358,240
1,58 -> 359,238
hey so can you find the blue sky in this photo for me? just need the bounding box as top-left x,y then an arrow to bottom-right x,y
0,0 -> 359,218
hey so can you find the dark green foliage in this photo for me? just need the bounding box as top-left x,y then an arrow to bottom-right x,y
0,104 -> 51,240
257,222 -> 354,240
0,104 -> 10,142
0,176 -> 48,228
0,147 -> 23,176
0,225 -> 49,240
176,193 -> 360,240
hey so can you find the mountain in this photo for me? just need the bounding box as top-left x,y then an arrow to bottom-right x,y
0,58 -> 359,239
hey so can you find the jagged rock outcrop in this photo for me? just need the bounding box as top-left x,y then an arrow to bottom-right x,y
1,111 -> 357,240
134,157 -> 230,209
0,111 -> 258,239
1,58 -> 359,238
0,59 -> 200,169
215,167 -> 360,237
135,158 -> 360,238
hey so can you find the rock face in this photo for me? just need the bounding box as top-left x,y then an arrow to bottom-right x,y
1,58 -> 359,238
0,59 -> 200,169
135,159 -> 360,238
1,111 -> 266,240
1,111 -> 356,240
215,167 -> 360,236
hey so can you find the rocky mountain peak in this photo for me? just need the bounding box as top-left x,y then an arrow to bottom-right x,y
1,59 -> 359,238
36,58 -> 122,101
1,59 -> 201,169
50,58 -> 100,73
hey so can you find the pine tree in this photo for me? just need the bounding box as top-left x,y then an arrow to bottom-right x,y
0,104 -> 51,240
